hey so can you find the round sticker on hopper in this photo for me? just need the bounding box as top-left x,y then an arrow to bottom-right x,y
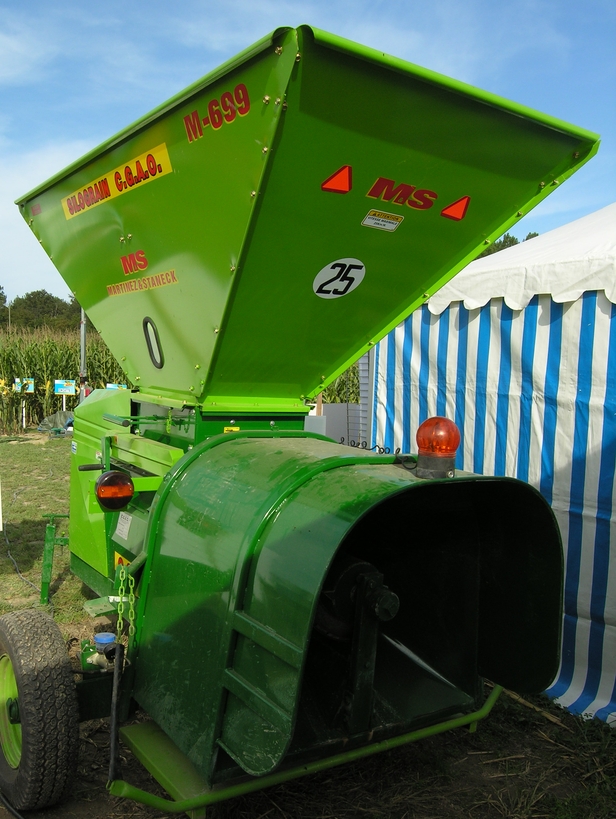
313,258 -> 365,299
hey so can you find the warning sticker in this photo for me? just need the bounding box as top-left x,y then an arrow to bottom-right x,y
115,512 -> 132,541
114,552 -> 131,569
362,209 -> 404,232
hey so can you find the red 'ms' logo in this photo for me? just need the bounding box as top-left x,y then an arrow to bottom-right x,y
121,251 -> 148,275
367,177 -> 437,210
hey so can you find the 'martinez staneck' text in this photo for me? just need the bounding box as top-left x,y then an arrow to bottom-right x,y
107,269 -> 177,296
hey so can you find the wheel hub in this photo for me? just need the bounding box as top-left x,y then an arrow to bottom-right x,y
0,654 -> 22,768
6,698 -> 20,725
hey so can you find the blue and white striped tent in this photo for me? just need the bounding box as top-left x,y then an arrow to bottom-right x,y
371,203 -> 616,722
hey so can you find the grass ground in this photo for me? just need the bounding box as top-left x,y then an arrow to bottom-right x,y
0,433 -> 615,819
0,432 -> 83,624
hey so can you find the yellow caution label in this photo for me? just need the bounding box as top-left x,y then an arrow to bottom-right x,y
223,426 -> 240,433
362,209 -> 404,232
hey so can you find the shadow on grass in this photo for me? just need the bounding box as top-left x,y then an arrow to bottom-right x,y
49,563 -> 72,597
0,519 -> 47,573
0,435 -> 32,444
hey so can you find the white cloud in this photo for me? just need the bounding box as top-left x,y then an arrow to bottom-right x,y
341,0 -> 570,88
0,5 -> 198,111
168,0 -> 314,52
0,0 -> 611,302
0,10 -> 61,86
0,0 -> 572,108
0,142 -> 93,301
162,0 -> 573,92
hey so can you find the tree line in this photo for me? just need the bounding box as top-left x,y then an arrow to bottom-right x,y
479,231 -> 539,257
0,287 -> 85,331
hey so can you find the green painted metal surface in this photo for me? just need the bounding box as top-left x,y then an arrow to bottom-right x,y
69,389 -> 317,585
120,722 -> 207,819
70,389 -> 134,581
0,655 -> 21,769
40,515 -> 69,605
129,433 -> 561,784
108,685 -> 504,814
16,26 -> 598,411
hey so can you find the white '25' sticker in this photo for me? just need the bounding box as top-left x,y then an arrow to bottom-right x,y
313,258 -> 365,299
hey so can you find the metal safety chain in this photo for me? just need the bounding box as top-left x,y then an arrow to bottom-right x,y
116,565 -> 136,642
127,572 -> 136,637
116,566 -> 125,638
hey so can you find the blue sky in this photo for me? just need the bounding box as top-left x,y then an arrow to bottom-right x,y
0,0 -> 614,302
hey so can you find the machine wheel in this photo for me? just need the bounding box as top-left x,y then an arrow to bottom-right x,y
0,610 -> 79,810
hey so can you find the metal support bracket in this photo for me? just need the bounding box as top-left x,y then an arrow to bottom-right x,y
40,514 -> 69,605
108,685 -> 503,814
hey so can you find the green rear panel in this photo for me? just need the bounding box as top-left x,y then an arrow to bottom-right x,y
69,389 -> 134,580
132,435 -> 562,783
16,26 -> 598,410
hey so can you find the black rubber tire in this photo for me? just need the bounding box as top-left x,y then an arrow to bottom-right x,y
0,609 -> 79,810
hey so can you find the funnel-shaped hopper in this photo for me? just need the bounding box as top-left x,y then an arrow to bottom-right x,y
17,26 -> 599,411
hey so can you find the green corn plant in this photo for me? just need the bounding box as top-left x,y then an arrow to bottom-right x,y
0,328 -> 130,433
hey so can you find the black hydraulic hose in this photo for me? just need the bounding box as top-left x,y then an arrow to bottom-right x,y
0,790 -> 26,819
107,642 -> 125,784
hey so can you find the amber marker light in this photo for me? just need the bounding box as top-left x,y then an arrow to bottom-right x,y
415,416 -> 460,479
95,471 -> 134,511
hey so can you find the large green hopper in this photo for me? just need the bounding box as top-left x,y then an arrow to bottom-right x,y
3,24 -> 598,817
18,25 -> 598,411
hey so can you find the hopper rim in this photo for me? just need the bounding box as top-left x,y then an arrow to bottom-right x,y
16,23 -> 599,208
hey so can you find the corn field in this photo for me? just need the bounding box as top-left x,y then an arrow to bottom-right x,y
0,329 -> 129,433
321,362 -> 360,404
0,327 -> 360,434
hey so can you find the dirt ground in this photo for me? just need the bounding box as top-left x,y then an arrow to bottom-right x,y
0,677 -> 614,819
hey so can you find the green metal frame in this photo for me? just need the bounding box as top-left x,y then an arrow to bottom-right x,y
108,685 -> 503,813
40,514 -> 69,605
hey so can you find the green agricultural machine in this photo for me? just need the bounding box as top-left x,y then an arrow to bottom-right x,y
6,24 -> 599,816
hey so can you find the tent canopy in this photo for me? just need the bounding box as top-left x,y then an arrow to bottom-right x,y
373,201 -> 616,723
428,202 -> 616,315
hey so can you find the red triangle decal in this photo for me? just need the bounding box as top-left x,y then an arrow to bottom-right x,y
441,196 -> 471,221
321,165 -> 352,194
